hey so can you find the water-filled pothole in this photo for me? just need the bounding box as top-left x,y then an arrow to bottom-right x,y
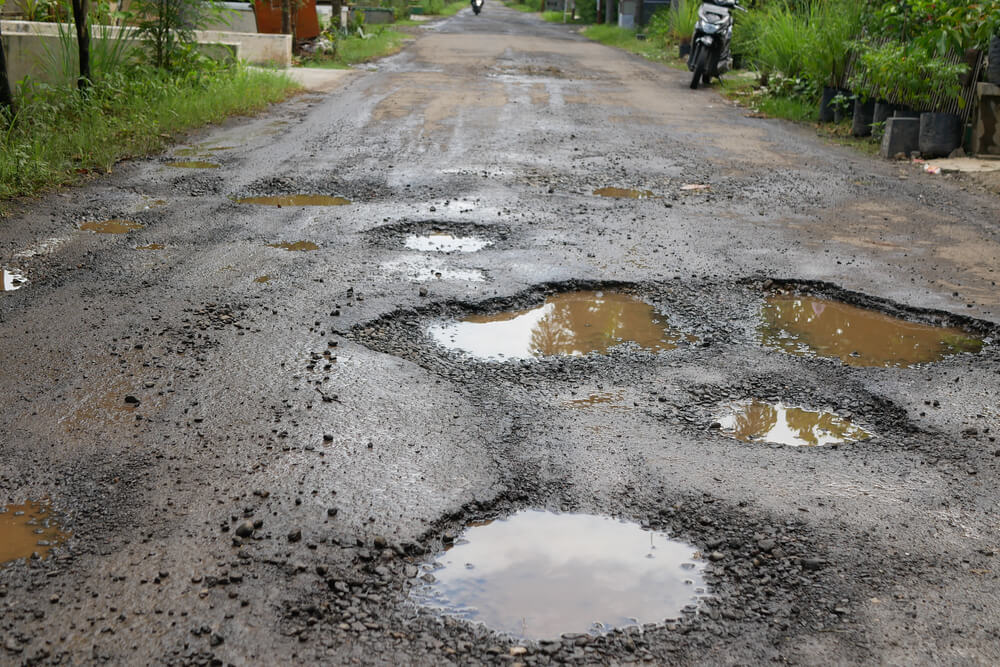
404,233 -> 492,253
593,187 -> 655,199
268,241 -> 319,251
2,269 -> 27,291
79,219 -> 144,234
254,275 -> 272,283
237,195 -> 351,206
717,400 -> 871,447
411,511 -> 706,639
166,161 -> 220,169
760,294 -> 983,367
566,390 -> 627,409
429,291 -> 693,360
0,500 -> 69,564
175,144 -> 234,157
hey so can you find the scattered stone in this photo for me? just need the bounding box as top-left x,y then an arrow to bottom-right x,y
235,521 -> 255,538
288,529 -> 302,543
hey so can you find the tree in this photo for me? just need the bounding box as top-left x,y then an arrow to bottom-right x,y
71,0 -> 92,90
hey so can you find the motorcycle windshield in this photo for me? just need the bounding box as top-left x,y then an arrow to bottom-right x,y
698,4 -> 730,23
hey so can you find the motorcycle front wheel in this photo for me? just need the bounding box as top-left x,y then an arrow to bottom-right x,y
690,47 -> 707,90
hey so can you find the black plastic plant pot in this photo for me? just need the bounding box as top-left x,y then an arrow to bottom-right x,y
989,35 -> 1000,85
918,112 -> 963,158
679,42 -> 691,58
852,98 -> 876,137
873,100 -> 896,126
894,108 -> 920,119
819,86 -> 837,123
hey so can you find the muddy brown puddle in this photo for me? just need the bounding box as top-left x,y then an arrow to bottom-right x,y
166,161 -> 219,169
2,269 -> 27,291
593,187 -> 655,199
79,220 -> 144,234
410,511 -> 706,639
717,400 -> 871,447
237,195 -> 351,206
0,500 -> 69,564
269,241 -> 319,251
760,294 -> 983,367
429,291 -> 692,360
404,233 -> 492,253
254,275 -> 272,283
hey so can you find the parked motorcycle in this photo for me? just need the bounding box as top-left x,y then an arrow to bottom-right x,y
688,0 -> 744,90
472,0 -> 484,14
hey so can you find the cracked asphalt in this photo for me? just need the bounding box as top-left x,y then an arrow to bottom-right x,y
2,6 -> 1000,665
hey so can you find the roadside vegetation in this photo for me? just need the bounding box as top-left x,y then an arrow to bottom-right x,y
511,0 -> 1000,153
0,0 -> 299,201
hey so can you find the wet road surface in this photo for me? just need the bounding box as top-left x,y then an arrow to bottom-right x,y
2,6 -> 1000,665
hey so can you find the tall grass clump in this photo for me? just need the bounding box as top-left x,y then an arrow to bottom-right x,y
0,64 -> 297,200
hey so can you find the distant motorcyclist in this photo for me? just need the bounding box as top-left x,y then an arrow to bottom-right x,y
471,0 -> 483,14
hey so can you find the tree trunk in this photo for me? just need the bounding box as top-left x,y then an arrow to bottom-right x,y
71,0 -> 91,90
281,0 -> 291,35
0,22 -> 15,116
331,0 -> 342,28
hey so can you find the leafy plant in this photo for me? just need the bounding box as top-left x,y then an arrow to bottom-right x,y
668,0 -> 700,43
850,38 -> 969,112
131,0 -> 231,70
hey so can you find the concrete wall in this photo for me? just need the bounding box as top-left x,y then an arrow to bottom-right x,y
203,3 -> 259,33
0,20 -> 290,87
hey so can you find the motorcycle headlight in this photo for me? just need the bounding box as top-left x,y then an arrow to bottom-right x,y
700,22 -> 720,34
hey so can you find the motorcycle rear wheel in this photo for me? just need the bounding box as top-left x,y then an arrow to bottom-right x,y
690,47 -> 707,90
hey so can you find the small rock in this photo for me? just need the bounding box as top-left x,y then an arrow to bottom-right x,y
709,551 -> 725,562
124,395 -> 140,405
288,529 -> 302,543
419,287 -> 428,297
327,507 -> 339,517
235,520 -> 254,538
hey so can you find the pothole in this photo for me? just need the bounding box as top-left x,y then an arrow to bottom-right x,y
79,219 -> 144,234
410,511 -> 707,640
254,275 -> 272,283
0,500 -> 69,565
237,195 -> 351,206
2,269 -> 27,291
593,187 -> 655,199
404,233 -> 492,253
166,161 -> 220,169
716,400 -> 871,447
382,257 -> 486,282
175,144 -> 234,157
269,241 -> 319,251
136,243 -> 164,251
760,293 -> 983,367
428,290 -> 694,360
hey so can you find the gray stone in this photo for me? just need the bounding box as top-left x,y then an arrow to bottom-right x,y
880,117 -> 920,159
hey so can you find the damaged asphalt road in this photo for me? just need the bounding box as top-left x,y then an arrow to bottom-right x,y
2,6 -> 1000,665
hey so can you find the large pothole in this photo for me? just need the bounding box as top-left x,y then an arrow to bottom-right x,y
759,292 -> 984,367
715,400 -> 872,447
427,290 -> 695,361
410,510 -> 707,639
0,500 -> 69,565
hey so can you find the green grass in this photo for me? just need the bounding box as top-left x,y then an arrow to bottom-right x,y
438,0 -> 470,16
581,25 -> 686,68
301,28 -> 411,68
504,2 -> 537,11
0,65 -> 298,201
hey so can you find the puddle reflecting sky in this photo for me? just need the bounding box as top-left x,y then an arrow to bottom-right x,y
404,233 -> 492,253
79,220 -> 144,234
0,500 -> 68,564
760,294 -> 983,367
718,400 -> 870,447
429,291 -> 691,360
2,269 -> 27,291
411,511 -> 706,639
593,187 -> 655,199
237,195 -> 351,206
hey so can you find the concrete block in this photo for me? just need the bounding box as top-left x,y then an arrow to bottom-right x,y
970,82 -> 1000,156
880,117 -> 920,159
